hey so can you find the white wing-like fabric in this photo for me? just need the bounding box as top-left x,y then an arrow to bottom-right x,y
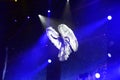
58,24 -> 78,52
46,24 -> 78,61
46,27 -> 61,49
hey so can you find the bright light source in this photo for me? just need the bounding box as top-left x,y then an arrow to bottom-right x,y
27,16 -> 30,19
38,15 -> 42,18
48,10 -> 51,13
38,14 -> 49,28
107,15 -> 112,20
38,14 -> 45,22
108,53 -> 112,58
95,73 -> 100,79
15,0 -> 17,2
48,59 -> 52,63
67,0 -> 69,2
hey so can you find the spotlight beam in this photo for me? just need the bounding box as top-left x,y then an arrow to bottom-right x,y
38,14 -> 61,29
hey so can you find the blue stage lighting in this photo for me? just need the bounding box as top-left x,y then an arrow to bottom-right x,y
107,15 -> 112,20
48,59 -> 52,63
95,73 -> 100,79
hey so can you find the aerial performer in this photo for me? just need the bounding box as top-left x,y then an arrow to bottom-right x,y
46,24 -> 78,61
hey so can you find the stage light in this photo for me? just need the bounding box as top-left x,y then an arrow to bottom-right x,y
27,16 -> 30,19
67,0 -> 69,2
95,73 -> 100,79
48,10 -> 51,13
15,0 -> 17,2
107,15 -> 112,20
38,14 -> 42,19
48,59 -> 52,63
38,14 -> 52,28
66,0 -> 70,5
38,15 -> 44,21
14,19 -> 17,22
38,14 -> 45,23
108,53 -> 112,58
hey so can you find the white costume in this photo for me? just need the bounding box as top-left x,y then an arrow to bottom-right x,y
46,24 -> 78,61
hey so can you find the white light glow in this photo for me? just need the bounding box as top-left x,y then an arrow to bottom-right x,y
27,16 -> 30,19
14,19 -> 17,22
95,73 -> 100,79
108,53 -> 112,58
46,24 -> 78,61
107,15 -> 112,20
38,14 -> 46,26
15,0 -> 17,2
38,15 -> 42,19
48,10 -> 51,13
48,59 -> 52,63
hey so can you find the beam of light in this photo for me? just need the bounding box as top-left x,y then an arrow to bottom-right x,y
46,24 -> 78,61
38,14 -> 46,28
75,19 -> 106,43
119,67 -> 120,74
73,0 -> 100,10
107,15 -> 112,20
67,0 -> 69,2
62,0 -> 72,25
29,61 -> 48,77
38,14 -> 50,29
5,32 -> 49,79
38,14 -> 61,29
103,62 -> 120,80
66,0 -> 70,5
67,0 -> 69,4
2,47 -> 8,80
